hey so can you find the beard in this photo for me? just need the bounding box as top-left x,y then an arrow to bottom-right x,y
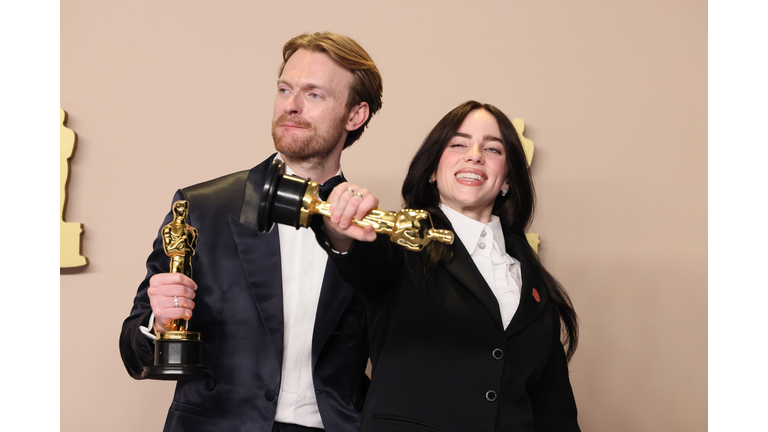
271,113 -> 347,165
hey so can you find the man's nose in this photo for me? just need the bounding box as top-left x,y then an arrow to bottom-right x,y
283,92 -> 302,115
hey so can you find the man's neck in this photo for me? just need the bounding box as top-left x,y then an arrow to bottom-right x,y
279,153 -> 342,185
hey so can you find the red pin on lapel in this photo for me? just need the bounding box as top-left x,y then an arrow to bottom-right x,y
532,288 -> 541,303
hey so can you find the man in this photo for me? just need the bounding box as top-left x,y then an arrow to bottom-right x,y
119,32 -> 383,432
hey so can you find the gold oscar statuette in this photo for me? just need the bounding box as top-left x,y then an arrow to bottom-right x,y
257,160 -> 454,251
142,200 -> 211,380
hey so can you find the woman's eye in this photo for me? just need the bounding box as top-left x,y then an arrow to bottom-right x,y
486,147 -> 502,154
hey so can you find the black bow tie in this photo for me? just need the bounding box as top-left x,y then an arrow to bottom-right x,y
318,175 -> 345,201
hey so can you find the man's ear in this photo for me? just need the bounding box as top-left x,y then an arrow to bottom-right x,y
345,102 -> 370,132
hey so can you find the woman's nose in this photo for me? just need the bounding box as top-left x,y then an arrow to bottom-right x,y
465,146 -> 483,163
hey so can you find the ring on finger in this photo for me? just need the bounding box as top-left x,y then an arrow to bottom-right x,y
174,296 -> 179,308
345,188 -> 363,199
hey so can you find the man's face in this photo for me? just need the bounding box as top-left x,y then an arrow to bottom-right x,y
271,49 -> 354,162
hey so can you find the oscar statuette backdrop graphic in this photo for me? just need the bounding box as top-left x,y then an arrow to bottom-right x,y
60,109 -> 87,268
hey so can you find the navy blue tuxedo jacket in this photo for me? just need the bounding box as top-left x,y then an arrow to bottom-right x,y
120,155 -> 369,432
316,209 -> 579,432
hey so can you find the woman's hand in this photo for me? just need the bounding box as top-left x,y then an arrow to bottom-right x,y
323,182 -> 379,251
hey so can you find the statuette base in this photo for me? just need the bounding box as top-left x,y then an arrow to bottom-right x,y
142,332 -> 210,381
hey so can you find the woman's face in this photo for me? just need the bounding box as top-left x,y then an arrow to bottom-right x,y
432,109 -> 509,223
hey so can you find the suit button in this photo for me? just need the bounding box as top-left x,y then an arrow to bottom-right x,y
204,379 -> 215,391
264,390 -> 275,401
486,390 -> 498,402
210,313 -> 222,325
492,348 -> 504,360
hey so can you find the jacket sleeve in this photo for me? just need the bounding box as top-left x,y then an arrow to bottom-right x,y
118,190 -> 186,379
529,312 -> 581,431
311,221 -> 405,301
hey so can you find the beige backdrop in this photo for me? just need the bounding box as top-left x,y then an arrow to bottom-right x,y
60,1 -> 707,431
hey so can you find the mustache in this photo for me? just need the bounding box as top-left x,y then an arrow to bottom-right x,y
274,114 -> 312,129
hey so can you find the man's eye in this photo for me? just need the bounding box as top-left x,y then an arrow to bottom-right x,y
309,93 -> 320,98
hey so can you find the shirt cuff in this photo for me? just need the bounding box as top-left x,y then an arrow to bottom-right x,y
139,312 -> 157,341
323,237 -> 349,255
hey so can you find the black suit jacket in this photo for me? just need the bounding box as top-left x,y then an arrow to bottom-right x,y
120,155 -> 369,432
316,209 -> 579,432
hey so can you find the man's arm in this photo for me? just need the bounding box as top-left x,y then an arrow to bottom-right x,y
118,190 -> 197,378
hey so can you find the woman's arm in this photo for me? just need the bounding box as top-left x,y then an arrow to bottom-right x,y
528,311 -> 581,431
313,182 -> 404,300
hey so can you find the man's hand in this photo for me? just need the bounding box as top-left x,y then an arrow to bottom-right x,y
147,272 -> 197,333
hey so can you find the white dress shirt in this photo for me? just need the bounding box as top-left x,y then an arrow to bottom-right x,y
273,159 -> 337,428
440,204 -> 522,328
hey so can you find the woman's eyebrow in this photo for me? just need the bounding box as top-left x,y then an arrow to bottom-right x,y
452,132 -> 503,143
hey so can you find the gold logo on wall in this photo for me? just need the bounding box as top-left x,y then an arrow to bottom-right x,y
513,118 -> 540,254
61,109 -> 88,268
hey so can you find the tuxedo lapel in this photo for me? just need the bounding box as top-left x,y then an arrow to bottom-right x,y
432,210 -> 505,331
229,155 -> 285,362
309,171 -> 352,367
239,153 -> 276,230
504,233 -> 547,337
311,261 -> 353,368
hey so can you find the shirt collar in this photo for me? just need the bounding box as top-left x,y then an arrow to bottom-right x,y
439,203 -> 505,254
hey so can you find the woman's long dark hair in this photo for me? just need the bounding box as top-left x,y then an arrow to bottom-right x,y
401,100 -> 579,361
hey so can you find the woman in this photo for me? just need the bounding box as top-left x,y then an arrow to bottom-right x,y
319,101 -> 580,431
